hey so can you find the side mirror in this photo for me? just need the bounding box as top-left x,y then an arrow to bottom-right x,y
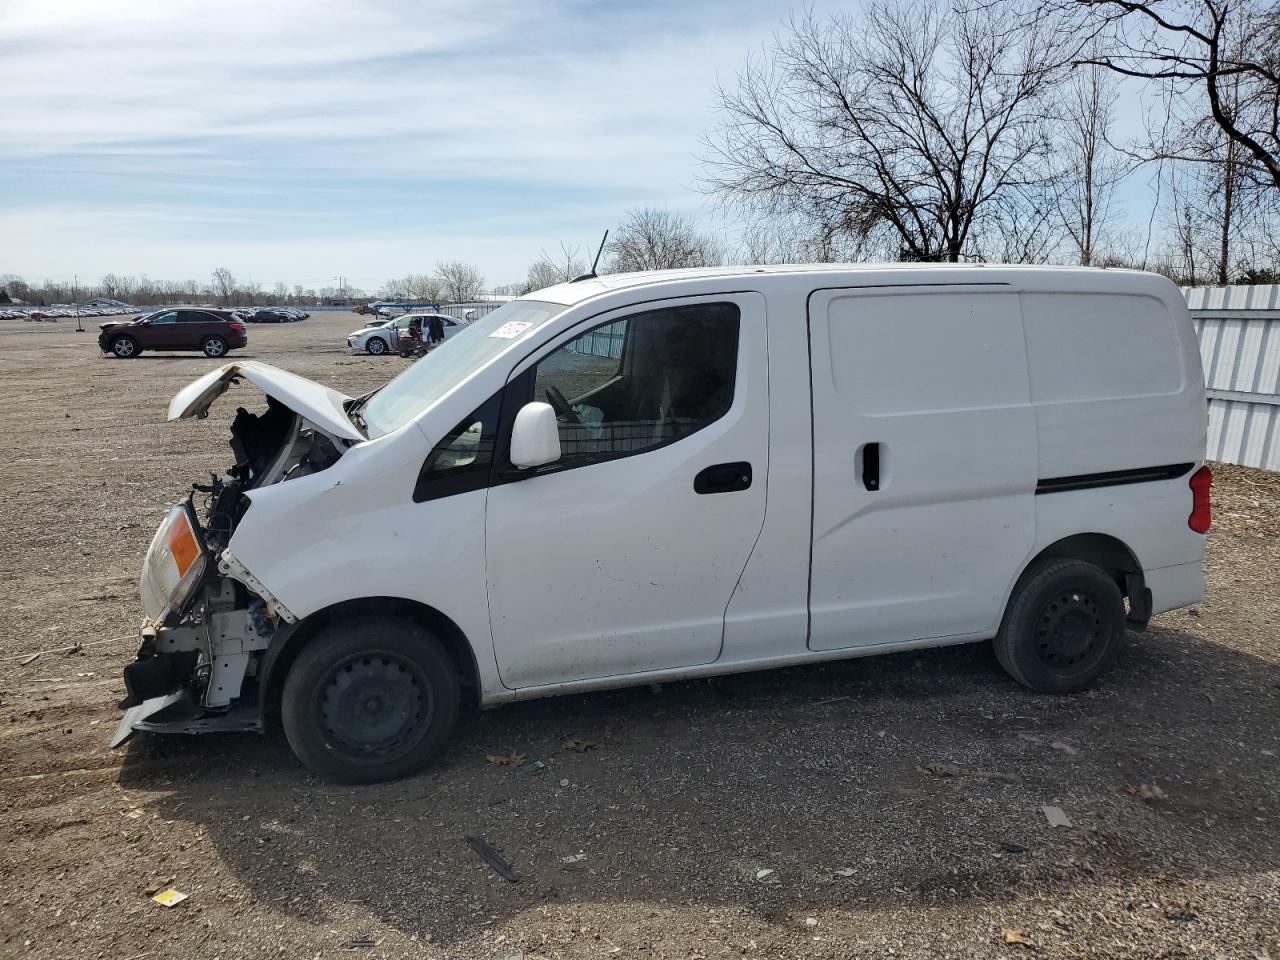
509,401 -> 561,470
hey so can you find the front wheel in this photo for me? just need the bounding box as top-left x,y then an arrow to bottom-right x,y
366,336 -> 387,355
994,558 -> 1127,694
110,335 -> 139,358
201,335 -> 228,358
281,616 -> 460,783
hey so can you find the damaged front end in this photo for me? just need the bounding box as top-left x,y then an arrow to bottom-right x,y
112,362 -> 356,747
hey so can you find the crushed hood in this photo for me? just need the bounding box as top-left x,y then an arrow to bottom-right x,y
168,360 -> 364,442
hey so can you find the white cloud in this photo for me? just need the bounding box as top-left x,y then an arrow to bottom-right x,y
0,0 -> 780,189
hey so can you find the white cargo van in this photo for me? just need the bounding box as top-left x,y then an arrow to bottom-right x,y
113,264 -> 1210,782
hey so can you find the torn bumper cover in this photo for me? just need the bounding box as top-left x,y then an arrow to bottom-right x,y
111,690 -> 262,748
112,520 -> 282,747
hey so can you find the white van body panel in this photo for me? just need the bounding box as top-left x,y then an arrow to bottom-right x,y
807,288 -> 1038,650
486,293 -> 769,688
720,287 -> 811,662
212,264 -> 1207,709
222,399 -> 508,698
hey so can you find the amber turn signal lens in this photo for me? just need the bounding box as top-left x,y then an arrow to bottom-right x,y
165,513 -> 199,576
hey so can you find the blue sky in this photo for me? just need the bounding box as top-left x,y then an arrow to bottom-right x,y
1,0 -> 794,291
1,0 -> 1158,292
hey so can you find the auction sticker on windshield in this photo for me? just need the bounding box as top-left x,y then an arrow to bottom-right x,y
489,320 -> 534,339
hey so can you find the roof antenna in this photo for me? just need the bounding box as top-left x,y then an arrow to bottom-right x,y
571,230 -> 609,283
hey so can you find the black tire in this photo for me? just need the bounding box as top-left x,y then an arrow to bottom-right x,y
110,335 -> 139,358
994,558 -> 1127,694
201,335 -> 228,358
366,336 -> 387,355
281,616 -> 460,783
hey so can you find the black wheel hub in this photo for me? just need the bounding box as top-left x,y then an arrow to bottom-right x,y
319,653 -> 431,760
1035,591 -> 1103,669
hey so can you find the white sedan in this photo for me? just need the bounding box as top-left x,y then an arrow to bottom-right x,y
347,313 -> 463,355
346,317 -> 398,355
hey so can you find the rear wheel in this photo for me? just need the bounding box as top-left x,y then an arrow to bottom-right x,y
281,616 -> 460,783
366,336 -> 387,355
110,335 -> 139,358
994,559 -> 1127,693
201,335 -> 228,358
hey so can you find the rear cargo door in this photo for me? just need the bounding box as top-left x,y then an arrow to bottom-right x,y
806,287 -> 1038,650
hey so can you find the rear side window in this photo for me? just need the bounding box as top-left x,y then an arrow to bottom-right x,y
1021,293 -> 1182,403
530,302 -> 740,470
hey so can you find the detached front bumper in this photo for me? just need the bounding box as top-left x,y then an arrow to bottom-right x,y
111,688 -> 261,748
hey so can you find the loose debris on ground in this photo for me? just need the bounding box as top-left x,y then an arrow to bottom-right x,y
1,319 -> 1278,958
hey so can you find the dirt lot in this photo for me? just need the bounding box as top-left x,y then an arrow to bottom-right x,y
1,313 -> 1278,960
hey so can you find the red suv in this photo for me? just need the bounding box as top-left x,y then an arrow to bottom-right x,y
98,309 -> 248,359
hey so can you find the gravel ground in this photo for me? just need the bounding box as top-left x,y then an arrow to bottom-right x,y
1,314 -> 1278,960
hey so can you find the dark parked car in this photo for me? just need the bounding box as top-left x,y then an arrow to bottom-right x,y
98,308 -> 248,359
250,308 -> 294,323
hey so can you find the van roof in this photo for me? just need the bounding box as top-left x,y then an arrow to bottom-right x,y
531,262 -> 1166,306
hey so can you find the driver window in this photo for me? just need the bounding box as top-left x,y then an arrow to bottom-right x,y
531,302 -> 740,469
150,311 -> 177,325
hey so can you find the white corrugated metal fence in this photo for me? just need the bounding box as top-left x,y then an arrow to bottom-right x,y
1183,284 -> 1280,471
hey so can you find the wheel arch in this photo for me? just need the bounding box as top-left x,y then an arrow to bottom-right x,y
257,596 -> 481,722
1028,533 -> 1140,584
1011,532 -> 1149,628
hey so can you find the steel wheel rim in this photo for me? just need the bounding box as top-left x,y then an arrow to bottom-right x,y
316,651 -> 433,764
1034,590 -> 1106,671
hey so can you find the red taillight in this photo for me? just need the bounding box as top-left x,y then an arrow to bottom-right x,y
229,322 -> 245,331
1188,465 -> 1212,533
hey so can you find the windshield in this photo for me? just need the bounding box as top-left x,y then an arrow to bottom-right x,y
360,299 -> 564,438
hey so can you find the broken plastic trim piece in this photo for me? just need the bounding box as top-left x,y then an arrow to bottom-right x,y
218,548 -> 298,623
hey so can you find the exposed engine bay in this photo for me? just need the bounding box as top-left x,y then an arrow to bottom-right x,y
114,388 -> 352,746
201,398 -> 343,554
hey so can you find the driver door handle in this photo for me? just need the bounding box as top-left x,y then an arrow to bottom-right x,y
694,461 -> 752,495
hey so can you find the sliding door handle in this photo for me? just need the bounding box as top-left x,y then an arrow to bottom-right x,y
860,442 -> 880,491
695,461 -> 752,495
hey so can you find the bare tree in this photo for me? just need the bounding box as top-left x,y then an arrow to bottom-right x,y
606,207 -> 723,272
703,1 -> 1062,262
1052,58 -> 1127,264
524,243 -> 586,292
1157,116 -> 1279,284
380,277 -> 408,299
1066,0 -> 1280,192
211,267 -> 235,306
405,273 -> 444,302
433,261 -> 485,303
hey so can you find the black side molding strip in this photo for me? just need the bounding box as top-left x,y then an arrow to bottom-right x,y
1036,462 -> 1195,495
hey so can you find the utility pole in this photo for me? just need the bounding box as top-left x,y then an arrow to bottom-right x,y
74,274 -> 83,332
